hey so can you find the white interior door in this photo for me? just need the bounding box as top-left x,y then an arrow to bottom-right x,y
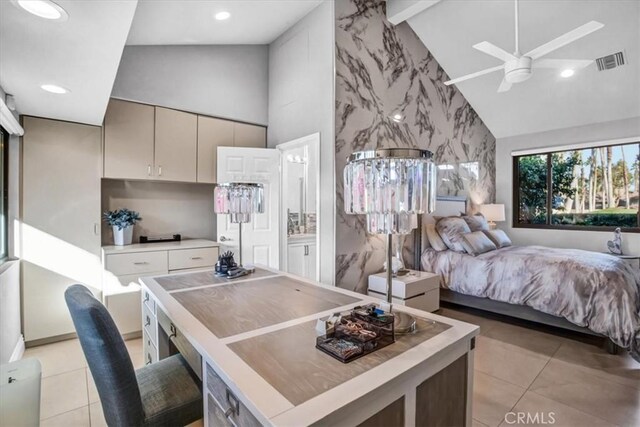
217,147 -> 280,268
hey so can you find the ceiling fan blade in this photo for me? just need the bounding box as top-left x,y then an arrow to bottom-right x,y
473,41 -> 517,62
533,59 -> 594,69
444,65 -> 504,86
525,21 -> 604,60
497,78 -> 512,93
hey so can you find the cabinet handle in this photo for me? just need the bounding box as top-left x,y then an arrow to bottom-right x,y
146,354 -> 152,365
225,389 -> 240,418
145,316 -> 151,327
134,261 -> 149,265
147,164 -> 152,176
190,256 -> 203,260
144,293 -> 150,303
158,165 -> 162,176
304,245 -> 309,256
169,324 -> 177,339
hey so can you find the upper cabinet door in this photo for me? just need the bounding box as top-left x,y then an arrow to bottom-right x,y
104,99 -> 155,180
233,122 -> 266,148
154,107 -> 198,182
197,116 -> 234,184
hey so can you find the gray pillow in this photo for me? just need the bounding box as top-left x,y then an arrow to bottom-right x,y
462,213 -> 490,232
483,229 -> 512,248
426,224 -> 448,251
435,217 -> 471,252
460,231 -> 497,256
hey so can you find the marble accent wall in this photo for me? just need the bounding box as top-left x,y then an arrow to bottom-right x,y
335,0 -> 496,292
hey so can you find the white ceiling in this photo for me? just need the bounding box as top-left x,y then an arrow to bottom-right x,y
126,0 -> 323,45
407,0 -> 640,139
0,0 -> 138,126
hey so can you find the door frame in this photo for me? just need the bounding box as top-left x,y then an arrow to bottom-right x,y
276,133 -> 320,281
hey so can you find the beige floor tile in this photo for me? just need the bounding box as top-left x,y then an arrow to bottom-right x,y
185,419 -> 204,427
24,339 -> 87,378
472,371 -> 526,427
41,406 -> 90,427
130,350 -> 145,369
125,338 -> 143,355
530,358 -> 640,426
552,339 -> 640,390
439,308 -> 501,335
498,391 -> 616,427
88,402 -> 107,427
474,336 -> 550,388
40,368 -> 88,420
482,321 -> 564,358
86,368 -> 99,404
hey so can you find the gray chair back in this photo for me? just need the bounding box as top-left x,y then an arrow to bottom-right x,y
65,285 -> 145,426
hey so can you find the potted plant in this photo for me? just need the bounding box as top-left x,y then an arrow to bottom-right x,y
103,208 -> 141,246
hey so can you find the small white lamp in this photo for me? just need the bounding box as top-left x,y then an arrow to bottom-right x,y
479,204 -> 505,228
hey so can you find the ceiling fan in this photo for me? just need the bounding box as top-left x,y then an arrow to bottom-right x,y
444,0 -> 604,93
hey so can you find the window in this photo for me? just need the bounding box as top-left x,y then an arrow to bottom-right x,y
514,142 -> 640,231
0,127 -> 8,260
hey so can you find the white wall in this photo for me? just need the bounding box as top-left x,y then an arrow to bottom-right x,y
101,180 -> 216,245
111,45 -> 269,125
268,1 -> 335,285
496,116 -> 640,254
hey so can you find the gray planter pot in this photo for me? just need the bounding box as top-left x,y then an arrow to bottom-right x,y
113,225 -> 133,246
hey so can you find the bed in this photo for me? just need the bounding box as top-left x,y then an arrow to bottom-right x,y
419,198 -> 640,361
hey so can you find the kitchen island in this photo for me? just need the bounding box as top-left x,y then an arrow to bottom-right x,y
139,267 -> 478,427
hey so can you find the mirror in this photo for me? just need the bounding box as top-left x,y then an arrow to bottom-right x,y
277,134 -> 319,281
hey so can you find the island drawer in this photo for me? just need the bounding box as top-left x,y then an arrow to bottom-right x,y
169,247 -> 218,271
207,394 -> 233,427
157,308 -> 202,379
206,364 -> 261,427
105,251 -> 168,276
142,303 -> 157,346
142,288 -> 156,315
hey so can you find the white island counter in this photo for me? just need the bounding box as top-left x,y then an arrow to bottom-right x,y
139,267 -> 478,427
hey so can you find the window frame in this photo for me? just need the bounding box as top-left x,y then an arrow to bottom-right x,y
512,142 -> 640,233
0,127 -> 8,261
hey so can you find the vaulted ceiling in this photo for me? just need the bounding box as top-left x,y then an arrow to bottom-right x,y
406,0 -> 640,138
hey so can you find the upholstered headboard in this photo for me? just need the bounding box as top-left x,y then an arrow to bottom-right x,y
419,197 -> 468,255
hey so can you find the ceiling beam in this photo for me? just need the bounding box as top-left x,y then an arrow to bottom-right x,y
386,0 -> 442,25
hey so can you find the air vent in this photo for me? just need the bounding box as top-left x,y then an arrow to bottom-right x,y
596,51 -> 625,71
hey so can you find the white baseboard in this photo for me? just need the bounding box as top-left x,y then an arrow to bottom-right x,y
9,335 -> 25,362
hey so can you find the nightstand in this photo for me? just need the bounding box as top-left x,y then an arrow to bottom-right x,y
367,270 -> 441,312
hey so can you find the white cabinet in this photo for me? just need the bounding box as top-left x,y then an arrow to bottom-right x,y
21,117 -> 102,342
286,236 -> 316,281
102,240 -> 219,337
367,270 -> 441,313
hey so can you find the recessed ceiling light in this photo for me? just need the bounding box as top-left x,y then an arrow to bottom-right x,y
13,0 -> 68,20
560,69 -> 575,78
41,84 -> 69,94
215,11 -> 230,21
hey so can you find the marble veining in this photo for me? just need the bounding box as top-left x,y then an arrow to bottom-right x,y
335,0 -> 496,292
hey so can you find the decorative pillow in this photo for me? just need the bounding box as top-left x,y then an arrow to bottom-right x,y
426,224 -> 448,251
435,217 -> 471,252
460,231 -> 497,256
483,229 -> 512,248
462,213 -> 490,232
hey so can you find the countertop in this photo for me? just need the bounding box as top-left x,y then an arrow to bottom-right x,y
139,266 -> 479,426
102,238 -> 219,255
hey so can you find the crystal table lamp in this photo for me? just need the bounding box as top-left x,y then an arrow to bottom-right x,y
213,182 -> 264,267
344,148 -> 436,332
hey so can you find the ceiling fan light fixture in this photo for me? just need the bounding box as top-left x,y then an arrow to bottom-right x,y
504,56 -> 532,83
560,69 -> 575,78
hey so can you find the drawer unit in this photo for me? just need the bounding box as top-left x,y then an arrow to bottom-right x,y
142,288 -> 156,315
206,363 -> 261,427
157,308 -> 202,379
105,251 -> 168,276
144,339 -> 158,366
169,247 -> 219,271
208,394 -> 233,427
142,303 -> 157,346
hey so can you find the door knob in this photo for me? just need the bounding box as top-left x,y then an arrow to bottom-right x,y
219,236 -> 232,242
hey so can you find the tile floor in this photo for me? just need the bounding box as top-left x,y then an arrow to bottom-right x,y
24,307 -> 640,427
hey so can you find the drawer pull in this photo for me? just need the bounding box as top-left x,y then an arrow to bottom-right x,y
146,354 -> 152,365
144,293 -> 150,302
169,324 -> 177,339
145,316 -> 151,327
225,389 -> 240,418
134,261 -> 149,265
190,256 -> 203,260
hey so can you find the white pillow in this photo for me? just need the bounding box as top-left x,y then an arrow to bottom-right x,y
436,217 -> 471,252
426,224 -> 448,251
483,229 -> 512,248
